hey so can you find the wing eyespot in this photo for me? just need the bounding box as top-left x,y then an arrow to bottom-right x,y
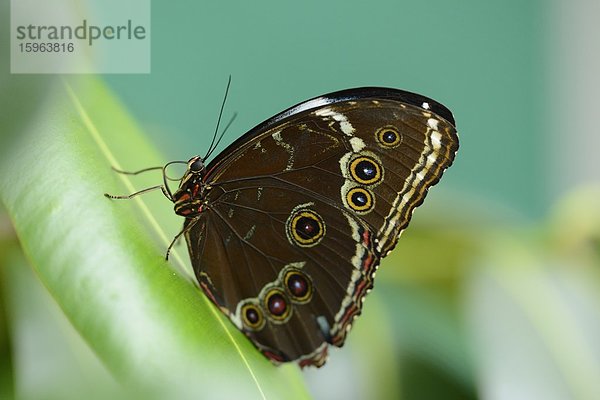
283,269 -> 313,304
349,156 -> 382,185
263,288 -> 292,323
345,187 -> 375,213
240,301 -> 266,331
375,126 -> 403,148
286,208 -> 326,247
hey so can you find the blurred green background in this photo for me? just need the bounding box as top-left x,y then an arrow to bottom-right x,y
1,0 -> 599,399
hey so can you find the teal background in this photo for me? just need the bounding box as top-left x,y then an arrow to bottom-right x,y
2,0 -> 600,399
105,0 -> 545,219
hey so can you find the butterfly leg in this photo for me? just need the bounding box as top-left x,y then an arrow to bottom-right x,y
110,165 -> 164,175
104,164 -> 178,201
104,184 -> 170,200
165,218 -> 199,260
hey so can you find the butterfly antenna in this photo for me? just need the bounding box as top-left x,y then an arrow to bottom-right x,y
204,75 -> 232,159
205,112 -> 237,160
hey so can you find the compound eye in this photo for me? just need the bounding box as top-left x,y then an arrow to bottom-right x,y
189,157 -> 205,173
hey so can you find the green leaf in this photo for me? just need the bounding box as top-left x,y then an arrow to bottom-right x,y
1,240 -> 123,400
0,76 -> 310,399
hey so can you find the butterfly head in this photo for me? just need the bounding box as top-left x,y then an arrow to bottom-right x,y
172,156 -> 208,217
188,156 -> 206,175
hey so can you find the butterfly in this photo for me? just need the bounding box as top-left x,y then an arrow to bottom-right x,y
107,86 -> 458,368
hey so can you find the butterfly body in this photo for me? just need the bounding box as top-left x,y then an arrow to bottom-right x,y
170,87 -> 458,367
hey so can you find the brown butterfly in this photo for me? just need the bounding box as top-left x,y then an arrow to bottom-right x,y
107,86 -> 458,367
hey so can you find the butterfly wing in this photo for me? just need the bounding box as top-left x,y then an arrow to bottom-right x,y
185,87 -> 458,367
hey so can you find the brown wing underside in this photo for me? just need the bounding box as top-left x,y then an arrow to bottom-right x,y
185,99 -> 457,366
